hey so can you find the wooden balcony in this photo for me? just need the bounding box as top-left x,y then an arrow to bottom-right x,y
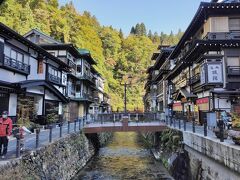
0,55 -> 30,75
75,92 -> 94,102
188,74 -> 200,85
77,73 -> 95,85
47,73 -> 62,85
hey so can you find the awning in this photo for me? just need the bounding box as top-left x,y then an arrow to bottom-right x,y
17,80 -> 68,103
175,88 -> 197,100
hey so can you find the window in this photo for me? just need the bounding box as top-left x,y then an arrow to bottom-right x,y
10,49 -> 24,62
67,53 -> 72,60
227,57 -> 240,66
76,84 -> 81,92
49,66 -> 58,76
77,65 -> 82,73
229,18 -> 240,32
49,52 -> 56,56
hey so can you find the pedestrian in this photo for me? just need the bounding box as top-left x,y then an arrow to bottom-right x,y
0,111 -> 13,159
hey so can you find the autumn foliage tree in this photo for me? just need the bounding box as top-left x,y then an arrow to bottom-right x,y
0,0 -> 182,111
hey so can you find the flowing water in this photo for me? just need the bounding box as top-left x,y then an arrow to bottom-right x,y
74,132 -> 173,180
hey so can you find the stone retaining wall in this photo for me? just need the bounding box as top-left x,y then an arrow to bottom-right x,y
0,132 -> 112,180
141,129 -> 240,180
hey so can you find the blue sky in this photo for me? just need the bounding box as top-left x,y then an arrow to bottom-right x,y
59,0 -> 210,35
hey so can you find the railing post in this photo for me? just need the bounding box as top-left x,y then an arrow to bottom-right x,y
83,117 -> 85,127
74,120 -> 77,132
114,114 -> 116,122
166,115 -> 168,125
170,116 -> 173,126
68,121 -> 70,134
184,117 -> 186,131
16,134 -> 21,158
100,115 -> 103,124
173,117 -> 176,128
204,117 -> 207,136
192,117 -> 195,133
128,113 -> 130,121
49,125 -> 53,143
178,118 -> 181,129
59,123 -> 62,138
219,119 -> 224,142
79,118 -> 81,130
36,128 -> 40,148
136,113 -> 139,122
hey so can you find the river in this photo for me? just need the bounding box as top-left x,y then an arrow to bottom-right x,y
74,132 -> 173,180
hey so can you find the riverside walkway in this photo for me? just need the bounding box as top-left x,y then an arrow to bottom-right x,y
0,120 -> 83,165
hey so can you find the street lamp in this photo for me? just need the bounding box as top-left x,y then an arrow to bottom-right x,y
121,75 -> 133,114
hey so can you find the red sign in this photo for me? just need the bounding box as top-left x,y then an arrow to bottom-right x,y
196,97 -> 209,104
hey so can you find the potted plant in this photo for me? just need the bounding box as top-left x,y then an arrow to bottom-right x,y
228,112 -> 240,145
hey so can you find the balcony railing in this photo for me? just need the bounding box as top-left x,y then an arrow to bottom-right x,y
47,73 -> 62,85
75,92 -> 94,102
227,66 -> 240,76
188,74 -> 200,85
1,55 -> 30,74
77,73 -> 94,83
204,32 -> 240,40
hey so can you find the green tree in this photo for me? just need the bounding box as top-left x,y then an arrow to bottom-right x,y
0,0 -> 183,111
140,23 -> 147,36
148,30 -> 153,40
119,28 -> 124,39
135,23 -> 141,36
130,26 -> 135,34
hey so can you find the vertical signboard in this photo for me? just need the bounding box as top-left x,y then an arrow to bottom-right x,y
207,63 -> 223,83
200,61 -> 223,85
62,72 -> 67,86
200,64 -> 206,85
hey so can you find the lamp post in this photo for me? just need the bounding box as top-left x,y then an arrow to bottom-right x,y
124,82 -> 127,114
121,75 -> 132,114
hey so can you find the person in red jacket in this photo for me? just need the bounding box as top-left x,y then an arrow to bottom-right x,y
0,111 -> 13,159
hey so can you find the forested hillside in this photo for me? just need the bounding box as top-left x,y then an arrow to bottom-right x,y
0,0 -> 183,111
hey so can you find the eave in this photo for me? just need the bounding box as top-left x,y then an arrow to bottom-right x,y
166,39 -> 240,80
169,2 -> 240,59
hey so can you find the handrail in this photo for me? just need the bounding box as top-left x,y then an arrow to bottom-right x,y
188,73 -> 200,85
47,73 -> 62,84
204,32 -> 240,40
2,55 -> 30,74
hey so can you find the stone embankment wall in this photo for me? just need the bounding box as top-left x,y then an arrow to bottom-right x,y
141,129 -> 240,180
0,132 -> 112,180
183,131 -> 240,180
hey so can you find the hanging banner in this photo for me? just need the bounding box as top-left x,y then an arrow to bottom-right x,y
196,97 -> 209,111
173,102 -> 182,111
